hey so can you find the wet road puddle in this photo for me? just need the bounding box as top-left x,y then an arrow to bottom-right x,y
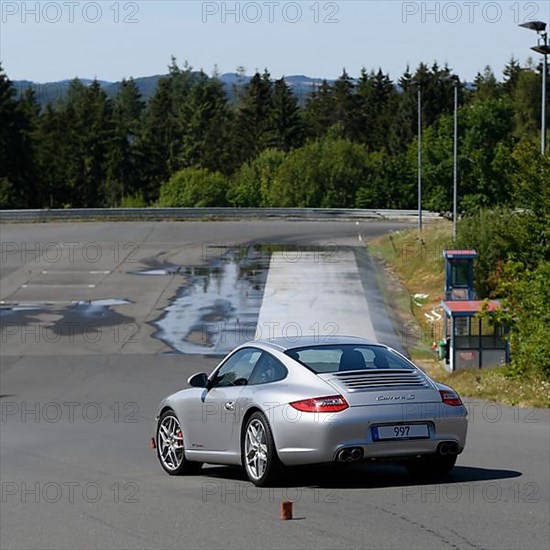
130,265 -> 182,276
148,245 -> 271,355
0,299 -> 134,336
50,299 -> 133,335
2,245 -> 343,355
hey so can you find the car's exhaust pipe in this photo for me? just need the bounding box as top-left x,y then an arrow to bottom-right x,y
438,441 -> 459,456
350,448 -> 363,461
447,442 -> 459,455
337,449 -> 350,462
337,447 -> 363,462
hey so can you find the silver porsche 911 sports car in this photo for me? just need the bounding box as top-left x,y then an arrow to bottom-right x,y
154,336 -> 467,486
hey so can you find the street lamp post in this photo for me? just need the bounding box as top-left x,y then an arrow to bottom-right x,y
519,21 -> 550,154
418,84 -> 423,235
453,82 -> 458,240
442,74 -> 460,242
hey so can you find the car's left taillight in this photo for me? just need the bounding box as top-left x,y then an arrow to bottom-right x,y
290,395 -> 349,413
439,389 -> 463,406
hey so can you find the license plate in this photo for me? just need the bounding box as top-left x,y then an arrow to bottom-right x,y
372,424 -> 429,441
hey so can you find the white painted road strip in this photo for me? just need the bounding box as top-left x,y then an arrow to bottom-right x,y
41,270 -> 110,274
21,284 -> 96,288
255,251 -> 376,340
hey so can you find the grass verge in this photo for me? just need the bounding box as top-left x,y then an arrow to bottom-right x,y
368,222 -> 550,408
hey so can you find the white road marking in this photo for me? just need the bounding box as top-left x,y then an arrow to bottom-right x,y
41,270 -> 110,275
20,284 -> 96,288
255,251 -> 376,340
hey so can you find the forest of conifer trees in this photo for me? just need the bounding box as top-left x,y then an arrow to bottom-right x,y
1,57 -> 548,212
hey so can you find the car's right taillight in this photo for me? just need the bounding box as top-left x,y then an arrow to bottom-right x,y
290,395 -> 349,413
439,389 -> 463,406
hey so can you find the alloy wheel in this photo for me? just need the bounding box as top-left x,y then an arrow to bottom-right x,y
244,419 -> 268,481
157,414 -> 184,471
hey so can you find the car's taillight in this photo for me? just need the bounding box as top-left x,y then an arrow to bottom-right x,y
439,389 -> 463,406
290,395 -> 349,413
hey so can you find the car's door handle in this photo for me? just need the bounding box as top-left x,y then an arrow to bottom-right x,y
224,401 -> 235,411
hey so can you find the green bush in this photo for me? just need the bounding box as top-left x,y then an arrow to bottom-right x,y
228,149 -> 286,207
0,177 -> 18,209
457,143 -> 549,379
121,192 -> 148,208
355,150 -> 415,209
270,137 -> 370,207
500,262 -> 550,378
157,167 -> 228,207
457,208 -> 529,297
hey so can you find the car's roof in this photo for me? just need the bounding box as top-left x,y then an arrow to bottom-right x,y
249,335 -> 386,352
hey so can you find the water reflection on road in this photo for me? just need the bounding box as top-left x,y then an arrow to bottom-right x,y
151,248 -> 270,355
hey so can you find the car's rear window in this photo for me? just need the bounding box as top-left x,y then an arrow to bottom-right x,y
284,345 -> 415,374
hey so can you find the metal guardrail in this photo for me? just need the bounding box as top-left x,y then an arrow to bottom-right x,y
0,207 -> 442,223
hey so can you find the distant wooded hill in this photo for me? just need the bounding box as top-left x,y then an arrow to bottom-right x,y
12,73 -> 333,106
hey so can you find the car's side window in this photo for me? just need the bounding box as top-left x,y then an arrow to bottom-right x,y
248,352 -> 288,385
210,348 -> 262,388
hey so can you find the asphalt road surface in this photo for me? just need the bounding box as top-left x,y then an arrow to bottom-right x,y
1,221 -> 549,550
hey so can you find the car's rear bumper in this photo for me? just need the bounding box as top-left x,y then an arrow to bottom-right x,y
271,402 -> 468,466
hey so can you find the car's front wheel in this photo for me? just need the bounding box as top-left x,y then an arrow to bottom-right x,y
406,454 -> 457,477
156,410 -> 202,475
242,412 -> 281,486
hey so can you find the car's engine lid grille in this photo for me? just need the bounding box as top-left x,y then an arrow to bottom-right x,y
332,369 -> 431,391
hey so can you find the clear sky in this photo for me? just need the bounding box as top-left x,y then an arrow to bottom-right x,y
1,0 -> 549,83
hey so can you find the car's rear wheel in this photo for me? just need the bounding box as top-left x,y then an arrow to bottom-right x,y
242,412 -> 281,487
156,410 -> 202,475
406,454 -> 457,477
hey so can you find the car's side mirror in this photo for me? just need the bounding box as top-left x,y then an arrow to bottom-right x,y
188,372 -> 209,388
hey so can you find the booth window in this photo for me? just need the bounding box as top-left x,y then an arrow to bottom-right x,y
454,316 -> 507,350
451,260 -> 470,287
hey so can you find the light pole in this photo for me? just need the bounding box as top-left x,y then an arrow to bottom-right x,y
411,80 -> 423,235
519,21 -> 550,154
452,80 -> 458,241
442,74 -> 460,241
